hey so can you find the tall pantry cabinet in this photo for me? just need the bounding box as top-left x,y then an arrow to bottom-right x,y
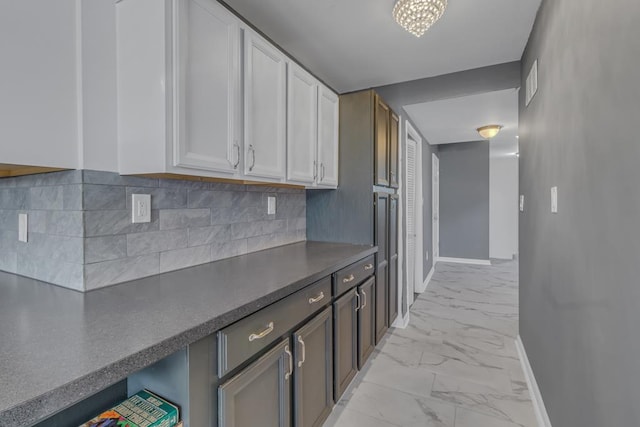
307,89 -> 401,335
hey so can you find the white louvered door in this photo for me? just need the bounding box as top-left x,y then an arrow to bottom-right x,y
405,138 -> 417,297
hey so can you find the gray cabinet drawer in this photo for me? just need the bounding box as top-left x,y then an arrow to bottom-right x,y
333,255 -> 375,297
218,276 -> 331,378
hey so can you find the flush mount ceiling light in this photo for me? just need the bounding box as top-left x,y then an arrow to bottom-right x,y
477,125 -> 503,139
393,0 -> 448,37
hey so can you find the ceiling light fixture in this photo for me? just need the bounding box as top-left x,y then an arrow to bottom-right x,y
477,125 -> 503,139
393,0 -> 448,37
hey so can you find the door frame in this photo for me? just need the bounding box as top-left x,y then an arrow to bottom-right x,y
432,153 -> 440,263
404,120 -> 423,310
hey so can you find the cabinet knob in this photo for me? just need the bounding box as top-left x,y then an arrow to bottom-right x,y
364,264 -> 374,271
342,274 -> 355,284
248,321 -> 274,342
308,292 -> 325,304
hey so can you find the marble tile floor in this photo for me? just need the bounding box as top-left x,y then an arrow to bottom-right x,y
324,259 -> 537,427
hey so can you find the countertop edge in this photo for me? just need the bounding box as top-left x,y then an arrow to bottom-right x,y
3,244 -> 377,427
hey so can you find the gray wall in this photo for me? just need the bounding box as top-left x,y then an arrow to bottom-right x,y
438,141 -> 490,260
0,170 -> 306,291
519,0 -> 640,426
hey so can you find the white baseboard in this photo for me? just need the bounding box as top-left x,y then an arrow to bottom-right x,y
515,336 -> 553,427
437,257 -> 491,266
415,266 -> 435,293
392,311 -> 410,328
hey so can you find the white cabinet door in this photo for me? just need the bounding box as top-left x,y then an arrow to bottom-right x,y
244,31 -> 287,181
317,85 -> 339,187
174,0 -> 241,174
287,63 -> 317,184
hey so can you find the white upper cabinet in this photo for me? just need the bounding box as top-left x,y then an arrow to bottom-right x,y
243,30 -> 287,181
174,0 -> 241,174
317,85 -> 339,188
287,63 -> 318,185
117,0 -> 241,177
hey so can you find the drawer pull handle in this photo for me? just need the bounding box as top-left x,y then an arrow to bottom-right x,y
364,264 -> 374,271
343,274 -> 355,283
248,322 -> 274,342
355,291 -> 361,311
308,292 -> 325,304
362,290 -> 367,309
284,345 -> 293,380
297,336 -> 306,368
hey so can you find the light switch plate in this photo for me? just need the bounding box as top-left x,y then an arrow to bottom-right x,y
519,195 -> 525,212
18,213 -> 28,242
551,187 -> 558,213
132,194 -> 151,223
267,196 -> 276,215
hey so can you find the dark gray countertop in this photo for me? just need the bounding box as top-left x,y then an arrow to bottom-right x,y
0,241 -> 376,427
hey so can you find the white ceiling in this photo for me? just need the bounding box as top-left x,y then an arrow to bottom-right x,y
404,89 -> 519,157
224,0 -> 541,93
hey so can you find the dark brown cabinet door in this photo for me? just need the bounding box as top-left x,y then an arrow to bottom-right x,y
219,338 -> 292,427
333,288 -> 358,402
374,193 -> 389,343
389,112 -> 399,189
357,277 -> 376,369
388,195 -> 399,325
293,307 -> 333,427
374,95 -> 390,186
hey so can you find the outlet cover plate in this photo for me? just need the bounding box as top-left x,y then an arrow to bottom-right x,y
267,196 -> 276,215
132,194 -> 151,223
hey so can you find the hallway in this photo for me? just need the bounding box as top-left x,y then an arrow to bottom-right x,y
325,260 -> 537,427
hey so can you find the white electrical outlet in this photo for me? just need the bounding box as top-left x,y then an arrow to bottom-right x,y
519,195 -> 525,212
267,196 -> 276,215
132,194 -> 151,223
18,214 -> 28,242
551,187 -> 558,213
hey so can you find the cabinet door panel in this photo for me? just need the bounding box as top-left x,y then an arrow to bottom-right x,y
219,338 -> 292,427
244,31 -> 286,180
174,0 -> 240,173
317,85 -> 339,187
389,112 -> 399,188
375,263 -> 388,344
333,288 -> 358,402
374,95 -> 390,186
287,63 -> 317,184
294,307 -> 333,427
375,193 -> 389,263
389,194 -> 399,325
358,277 -> 376,369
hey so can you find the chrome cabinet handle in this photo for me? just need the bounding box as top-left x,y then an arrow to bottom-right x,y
308,292 -> 325,304
313,161 -> 317,181
248,322 -> 274,342
320,163 -> 325,180
248,145 -> 256,171
363,264 -> 374,271
342,274 -> 355,284
284,345 -> 293,380
297,336 -> 306,368
355,291 -> 361,311
233,142 -> 240,169
362,290 -> 367,309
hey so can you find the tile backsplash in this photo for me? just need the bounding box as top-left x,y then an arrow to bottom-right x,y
0,170 -> 306,291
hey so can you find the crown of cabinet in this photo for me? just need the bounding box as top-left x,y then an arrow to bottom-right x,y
116,0 -> 338,188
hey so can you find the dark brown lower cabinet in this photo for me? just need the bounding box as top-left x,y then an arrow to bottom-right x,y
333,288 -> 358,402
388,256 -> 398,326
293,307 -> 333,427
218,338 -> 292,427
357,277 -> 376,369
374,263 -> 388,344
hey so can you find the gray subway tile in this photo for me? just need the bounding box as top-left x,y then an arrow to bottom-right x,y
0,230 -> 17,273
16,254 -> 84,291
0,209 -> 18,231
0,188 -> 29,209
210,182 -> 245,192
29,210 -> 84,237
30,186 -> 63,210
126,187 -> 187,210
230,219 -> 287,239
0,177 -> 17,188
276,204 -> 305,220
159,209 -> 210,230
84,209 -> 159,237
159,178 -> 211,190
85,236 -> 127,264
16,232 -> 84,264
232,191 -> 263,207
127,229 -> 188,256
188,224 -> 232,247
246,234 -> 281,253
187,190 -> 234,208
160,245 -> 211,273
287,217 -> 306,232
84,254 -> 159,290
63,185 -> 83,210
83,170 -> 158,187
211,239 -> 248,261
14,170 -> 83,187
83,184 -> 125,211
